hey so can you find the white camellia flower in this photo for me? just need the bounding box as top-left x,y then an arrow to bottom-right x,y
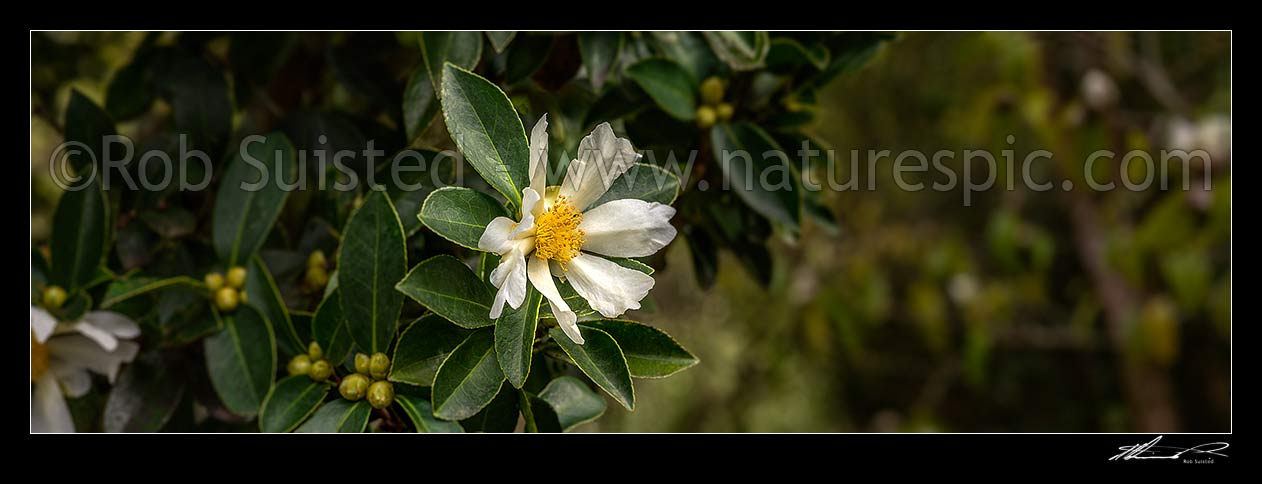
478,115 -> 677,345
30,306 -> 140,433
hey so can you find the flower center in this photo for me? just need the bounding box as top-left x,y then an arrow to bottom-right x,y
31,331 -> 49,383
533,195 -> 584,266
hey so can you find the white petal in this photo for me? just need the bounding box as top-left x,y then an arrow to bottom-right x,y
81,311 -> 141,339
558,123 -> 641,211
564,253 -> 654,319
580,199 -> 677,257
509,188 -> 541,239
478,216 -> 519,254
528,256 -> 581,343
50,363 -> 92,398
32,373 -> 75,433
72,321 -> 119,352
47,335 -> 139,382
529,114 -> 549,200
30,306 -> 57,343
488,249 -> 529,319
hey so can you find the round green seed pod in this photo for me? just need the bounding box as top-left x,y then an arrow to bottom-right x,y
203,273 -> 225,292
287,355 -> 312,376
700,76 -> 725,106
42,286 -> 68,310
226,266 -> 248,290
309,360 -> 333,382
339,373 -> 370,401
369,352 -> 390,379
354,353 -> 371,375
695,106 -> 717,129
307,341 -> 323,361
367,380 -> 395,409
214,287 -> 239,312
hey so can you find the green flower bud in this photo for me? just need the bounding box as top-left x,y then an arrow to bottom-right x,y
339,373 -> 370,401
42,285 -> 68,310
226,266 -> 248,290
287,354 -> 312,376
354,353 -> 371,375
307,341 -> 323,360
367,380 -> 395,409
700,76 -> 725,106
369,352 -> 390,379
305,266 -> 329,289
309,359 -> 333,382
307,250 -> 327,269
716,102 -> 735,122
204,273 -> 225,292
214,287 -> 239,312
695,106 -> 717,129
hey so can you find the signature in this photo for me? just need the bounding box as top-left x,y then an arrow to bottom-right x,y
1109,436 -> 1229,461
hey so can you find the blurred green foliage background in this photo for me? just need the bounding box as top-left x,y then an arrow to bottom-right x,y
31,31 -> 1230,432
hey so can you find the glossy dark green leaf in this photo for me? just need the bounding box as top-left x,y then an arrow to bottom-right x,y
625,58 -> 697,121
766,37 -> 829,71
386,149 -> 459,237
212,131 -> 296,267
295,399 -> 371,433
396,393 -> 465,433
246,256 -> 304,357
395,255 -> 495,329
439,63 -> 531,209
311,289 -> 353,366
578,32 -> 623,89
484,31 -> 516,54
204,305 -> 277,417
709,122 -> 800,230
420,32 -> 483,94
579,319 -> 697,378
495,288 -> 541,389
258,375 -> 330,433
390,314 -> 472,386
432,329 -> 506,420
338,190 -> 407,354
403,63 -> 440,142
649,32 -> 719,82
105,59 -> 154,120
461,381 -> 519,432
63,90 -> 117,172
100,276 -> 200,309
50,179 -> 108,292
704,31 -> 770,71
549,326 -> 634,410
538,376 -> 606,431
588,163 -> 680,209
478,252 -> 500,282
103,351 -> 185,433
418,187 -> 509,250
520,391 -> 562,433
505,34 -> 554,85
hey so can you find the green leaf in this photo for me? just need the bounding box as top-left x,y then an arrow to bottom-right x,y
50,179 -> 108,292
549,326 -> 634,410
704,31 -> 771,71
139,207 -> 197,239
625,58 -> 697,121
395,255 -> 495,329
439,63 -> 531,209
63,90 -> 117,172
100,276 -> 200,309
420,32 -> 483,95
103,351 -> 185,433
484,31 -> 516,54
295,399 -> 371,433
461,381 -> 519,432
495,288 -> 541,389
105,59 -> 155,120
578,32 -> 623,89
212,131 -> 296,267
538,376 -> 606,431
311,289 -> 353,366
588,162 -> 680,209
258,374 -> 330,433
520,391 -> 562,433
710,122 -> 801,230
418,187 -> 509,250
767,37 -> 829,71
161,55 -> 232,159
478,252 -> 500,282
396,393 -> 465,433
338,190 -> 407,354
403,63 -> 440,142
504,34 -> 554,85
390,314 -> 471,386
204,305 -> 277,417
649,32 -> 719,82
432,329 -> 506,420
579,319 -> 697,378
246,256 -> 305,357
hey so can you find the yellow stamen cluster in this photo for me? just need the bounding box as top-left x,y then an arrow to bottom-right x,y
32,331 -> 49,383
533,195 -> 585,267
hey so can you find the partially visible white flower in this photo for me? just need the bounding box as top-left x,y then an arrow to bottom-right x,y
478,115 -> 677,344
31,306 -> 140,433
